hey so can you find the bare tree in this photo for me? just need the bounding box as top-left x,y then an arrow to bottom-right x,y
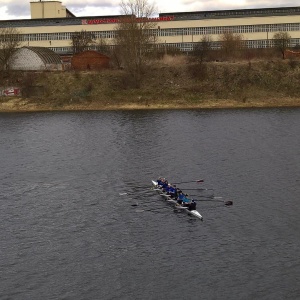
192,35 -> 213,63
96,37 -> 111,56
114,0 -> 158,88
0,27 -> 21,71
273,32 -> 291,59
219,31 -> 243,60
71,30 -> 95,54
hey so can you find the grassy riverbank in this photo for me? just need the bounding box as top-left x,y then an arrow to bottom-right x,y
1,56 -> 300,112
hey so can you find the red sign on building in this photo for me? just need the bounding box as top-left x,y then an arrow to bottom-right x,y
82,16 -> 174,25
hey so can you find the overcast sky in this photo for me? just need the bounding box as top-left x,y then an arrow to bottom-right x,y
0,0 -> 298,20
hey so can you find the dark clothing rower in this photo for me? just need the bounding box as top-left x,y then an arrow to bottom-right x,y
188,200 -> 196,211
168,185 -> 178,199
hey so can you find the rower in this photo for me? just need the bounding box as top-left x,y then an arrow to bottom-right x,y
172,185 -> 178,199
157,177 -> 165,187
182,194 -> 190,207
163,184 -> 171,194
161,180 -> 169,190
188,200 -> 196,211
167,185 -> 177,199
177,191 -> 184,204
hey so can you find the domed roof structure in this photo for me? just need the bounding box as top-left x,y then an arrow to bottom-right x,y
9,47 -> 63,71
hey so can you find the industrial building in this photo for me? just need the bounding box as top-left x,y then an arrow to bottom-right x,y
1,1 -> 300,55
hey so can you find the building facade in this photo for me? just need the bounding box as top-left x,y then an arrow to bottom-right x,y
30,1 -> 75,19
1,1 -> 300,55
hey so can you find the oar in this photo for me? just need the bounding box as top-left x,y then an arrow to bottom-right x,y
173,179 -> 204,184
189,195 -> 216,198
183,188 -> 214,191
193,198 -> 233,206
119,188 -> 154,196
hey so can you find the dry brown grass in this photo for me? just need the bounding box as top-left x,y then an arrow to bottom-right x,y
160,54 -> 188,66
1,56 -> 300,112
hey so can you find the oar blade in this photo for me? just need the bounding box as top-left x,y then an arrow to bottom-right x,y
193,198 -> 233,206
173,179 -> 204,184
224,200 -> 233,206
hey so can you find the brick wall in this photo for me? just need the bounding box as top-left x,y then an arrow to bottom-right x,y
71,51 -> 110,70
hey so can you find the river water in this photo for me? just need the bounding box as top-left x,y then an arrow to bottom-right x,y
0,108 -> 299,300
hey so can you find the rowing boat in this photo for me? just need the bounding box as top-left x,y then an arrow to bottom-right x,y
152,180 -> 203,220
152,180 -> 203,221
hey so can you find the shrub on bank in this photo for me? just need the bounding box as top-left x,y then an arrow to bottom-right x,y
1,57 -> 300,109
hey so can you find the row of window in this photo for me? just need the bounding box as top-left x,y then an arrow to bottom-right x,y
163,38 -> 300,52
158,23 -> 300,36
16,22 -> 300,42
20,30 -> 115,41
49,38 -> 300,54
